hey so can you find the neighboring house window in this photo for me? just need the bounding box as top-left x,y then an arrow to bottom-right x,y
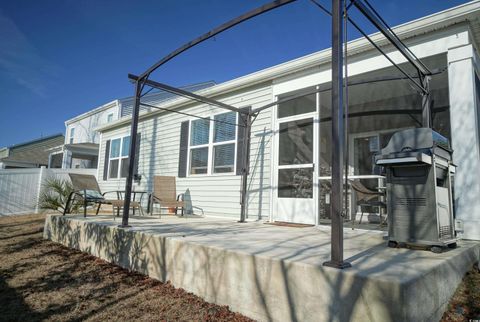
108,136 -> 130,179
69,127 -> 75,144
188,111 -> 236,175
107,113 -> 114,123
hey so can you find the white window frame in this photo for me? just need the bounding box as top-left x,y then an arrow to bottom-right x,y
69,127 -> 75,144
107,135 -> 130,180
187,112 -> 238,176
107,113 -> 114,123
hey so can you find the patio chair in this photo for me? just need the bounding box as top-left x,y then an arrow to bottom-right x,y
63,174 -> 142,218
349,180 -> 386,229
148,176 -> 184,217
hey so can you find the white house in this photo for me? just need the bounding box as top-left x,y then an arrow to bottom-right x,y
94,2 -> 480,240
52,82 -> 215,169
51,99 -> 122,169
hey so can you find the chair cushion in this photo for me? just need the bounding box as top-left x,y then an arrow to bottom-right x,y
84,190 -> 104,200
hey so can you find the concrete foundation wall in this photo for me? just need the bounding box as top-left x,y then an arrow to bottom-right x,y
44,215 -> 479,322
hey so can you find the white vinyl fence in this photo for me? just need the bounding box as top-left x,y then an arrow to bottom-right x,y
0,167 -> 97,216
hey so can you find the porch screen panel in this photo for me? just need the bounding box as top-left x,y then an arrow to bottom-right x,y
277,118 -> 314,198
278,119 -> 313,165
278,168 -> 313,198
277,88 -> 315,119
315,54 -> 451,220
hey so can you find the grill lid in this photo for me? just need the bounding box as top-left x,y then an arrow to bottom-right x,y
381,128 -> 450,154
375,128 -> 452,164
380,128 -> 450,154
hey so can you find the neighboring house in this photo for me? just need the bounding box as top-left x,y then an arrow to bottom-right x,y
0,134 -> 65,169
52,82 -> 215,169
49,100 -> 121,169
94,2 -> 480,239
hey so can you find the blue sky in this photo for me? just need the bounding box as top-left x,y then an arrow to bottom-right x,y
0,0 -> 470,147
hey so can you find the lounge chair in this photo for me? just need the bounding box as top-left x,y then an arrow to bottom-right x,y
349,180 -> 386,228
63,174 -> 143,218
148,176 -> 184,216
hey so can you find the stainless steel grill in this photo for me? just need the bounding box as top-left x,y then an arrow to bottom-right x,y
375,128 -> 457,253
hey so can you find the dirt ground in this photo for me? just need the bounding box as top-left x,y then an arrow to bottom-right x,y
0,214 -> 479,322
0,214 -> 253,322
441,264 -> 480,321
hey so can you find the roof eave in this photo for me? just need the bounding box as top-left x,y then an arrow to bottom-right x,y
97,0 -> 480,133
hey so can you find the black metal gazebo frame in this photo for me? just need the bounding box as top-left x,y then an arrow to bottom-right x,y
119,0 -> 433,269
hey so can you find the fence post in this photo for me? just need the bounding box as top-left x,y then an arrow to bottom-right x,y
34,166 -> 46,214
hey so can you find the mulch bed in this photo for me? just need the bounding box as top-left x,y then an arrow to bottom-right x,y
0,213 -> 253,322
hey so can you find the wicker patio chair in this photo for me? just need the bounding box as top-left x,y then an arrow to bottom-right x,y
148,176 -> 184,217
63,174 -> 142,218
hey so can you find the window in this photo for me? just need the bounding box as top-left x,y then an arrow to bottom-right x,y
108,136 -> 130,179
107,113 -> 114,123
213,112 -> 236,173
188,112 -> 237,175
189,119 -> 209,174
69,127 -> 75,144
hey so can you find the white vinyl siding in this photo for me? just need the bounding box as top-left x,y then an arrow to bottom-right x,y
65,103 -> 119,144
97,83 -> 273,219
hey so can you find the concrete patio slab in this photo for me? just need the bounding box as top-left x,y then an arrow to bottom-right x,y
44,214 -> 479,322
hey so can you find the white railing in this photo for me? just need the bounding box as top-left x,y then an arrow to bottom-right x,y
0,167 -> 97,216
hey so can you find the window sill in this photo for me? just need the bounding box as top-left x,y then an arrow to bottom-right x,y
186,172 -> 237,178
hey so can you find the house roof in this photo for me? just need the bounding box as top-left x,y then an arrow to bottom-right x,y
118,81 -> 216,117
97,0 -> 480,133
65,81 -> 217,127
0,134 -> 65,166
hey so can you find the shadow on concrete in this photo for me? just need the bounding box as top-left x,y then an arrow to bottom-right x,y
45,213 -> 479,322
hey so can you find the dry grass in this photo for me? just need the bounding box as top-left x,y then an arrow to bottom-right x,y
0,214 -> 253,322
441,264 -> 480,322
1,213 -> 479,322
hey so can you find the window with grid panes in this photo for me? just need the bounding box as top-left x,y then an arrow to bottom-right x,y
188,111 -> 237,175
108,136 -> 130,179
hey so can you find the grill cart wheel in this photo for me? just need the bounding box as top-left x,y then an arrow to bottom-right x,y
447,242 -> 457,249
387,241 -> 398,248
